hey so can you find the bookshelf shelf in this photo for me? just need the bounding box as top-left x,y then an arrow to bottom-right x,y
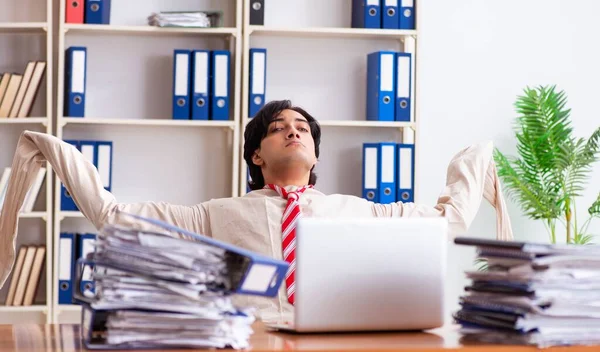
18,212 -> 48,220
60,118 -> 236,128
63,24 -> 238,37
317,120 -> 416,128
248,25 -> 416,39
0,22 -> 48,33
57,211 -> 85,220
0,305 -> 48,313
0,117 -> 49,125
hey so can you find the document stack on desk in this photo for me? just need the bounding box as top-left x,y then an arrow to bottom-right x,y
453,237 -> 600,348
74,211 -> 289,350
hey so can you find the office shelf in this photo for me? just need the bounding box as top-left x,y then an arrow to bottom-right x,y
0,305 -> 48,313
18,212 -> 49,220
317,120 -> 416,128
63,24 -> 238,37
0,22 -> 48,33
60,118 -> 236,128
0,118 -> 49,125
248,25 -> 416,39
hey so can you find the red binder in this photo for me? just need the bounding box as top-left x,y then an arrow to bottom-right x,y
65,0 -> 84,24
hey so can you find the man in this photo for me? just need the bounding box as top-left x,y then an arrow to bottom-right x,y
0,99 -> 512,323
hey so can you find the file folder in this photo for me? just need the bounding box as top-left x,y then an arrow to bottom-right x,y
249,0 -> 265,25
172,49 -> 191,120
382,0 -> 400,29
378,142 -> 397,204
74,211 -> 290,298
399,0 -> 415,30
395,52 -> 411,122
367,51 -> 395,121
64,47 -> 87,118
191,50 -> 210,120
66,0 -> 84,24
249,48 -> 266,118
60,140 -> 80,211
95,141 -> 113,192
352,0 -> 380,29
58,232 -> 75,304
210,50 -> 230,120
85,0 -> 111,24
396,143 -> 415,203
78,233 -> 96,296
362,143 -> 379,203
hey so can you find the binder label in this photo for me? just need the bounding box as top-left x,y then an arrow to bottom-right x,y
364,147 -> 377,189
194,52 -> 208,94
240,263 -> 278,292
386,0 -> 398,6
252,52 -> 266,95
380,54 -> 394,92
397,55 -> 411,97
367,0 -> 379,5
402,0 -> 414,6
399,147 -> 413,189
72,51 -> 86,93
59,238 -> 72,280
382,145 -> 395,183
98,144 -> 111,188
175,53 -> 189,96
215,55 -> 228,97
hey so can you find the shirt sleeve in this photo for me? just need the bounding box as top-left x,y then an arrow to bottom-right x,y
370,141 -> 514,241
3,130 -> 210,237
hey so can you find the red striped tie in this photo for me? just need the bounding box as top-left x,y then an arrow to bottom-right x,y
265,184 -> 312,305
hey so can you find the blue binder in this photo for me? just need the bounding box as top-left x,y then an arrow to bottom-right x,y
94,141 -> 113,192
382,0 -> 400,29
378,142 -> 397,204
395,52 -> 412,122
249,48 -> 267,118
58,232 -> 75,304
191,50 -> 210,120
78,233 -> 96,297
172,49 -> 191,120
351,0 -> 380,29
84,0 -> 111,24
75,211 -> 290,298
396,143 -> 415,203
60,140 -> 80,211
210,50 -> 231,120
362,143 -> 379,203
64,47 -> 87,118
399,0 -> 415,29
367,51 -> 396,121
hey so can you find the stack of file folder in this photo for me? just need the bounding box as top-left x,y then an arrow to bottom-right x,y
148,11 -> 222,28
73,211 -> 289,350
453,237 -> 600,348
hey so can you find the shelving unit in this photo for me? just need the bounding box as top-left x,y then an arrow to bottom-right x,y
238,0 -> 419,198
0,0 -> 54,324
52,0 -> 243,324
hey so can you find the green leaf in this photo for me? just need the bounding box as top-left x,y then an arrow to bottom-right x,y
571,233 -> 595,245
589,192 -> 600,217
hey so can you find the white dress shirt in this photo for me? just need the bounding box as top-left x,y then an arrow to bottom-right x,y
0,131 -> 513,323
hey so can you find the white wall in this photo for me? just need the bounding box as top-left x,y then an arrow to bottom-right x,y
417,0 -> 600,322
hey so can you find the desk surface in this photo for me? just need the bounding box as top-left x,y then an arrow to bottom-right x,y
0,322 -> 597,351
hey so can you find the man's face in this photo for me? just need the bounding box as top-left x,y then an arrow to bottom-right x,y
252,109 -> 317,171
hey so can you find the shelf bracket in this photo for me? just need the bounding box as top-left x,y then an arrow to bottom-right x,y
63,27 -> 69,34
41,119 -> 49,127
42,214 -> 48,222
58,120 -> 67,128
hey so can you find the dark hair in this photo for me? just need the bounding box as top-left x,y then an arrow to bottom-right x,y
244,100 -> 321,191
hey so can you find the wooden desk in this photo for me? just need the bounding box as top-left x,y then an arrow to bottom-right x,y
0,322 -> 597,351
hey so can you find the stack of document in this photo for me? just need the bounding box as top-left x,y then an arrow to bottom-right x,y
147,11 -> 222,28
453,237 -> 600,348
74,211 -> 289,350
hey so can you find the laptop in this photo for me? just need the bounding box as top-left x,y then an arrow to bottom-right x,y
265,216 -> 448,333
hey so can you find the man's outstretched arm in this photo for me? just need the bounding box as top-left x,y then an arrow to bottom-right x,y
0,130 -> 211,289
370,141 -> 514,241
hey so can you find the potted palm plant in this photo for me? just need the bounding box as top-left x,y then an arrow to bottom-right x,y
493,85 -> 600,244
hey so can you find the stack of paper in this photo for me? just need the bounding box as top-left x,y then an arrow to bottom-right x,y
147,11 -> 222,28
74,211 -> 289,350
453,237 -> 600,348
